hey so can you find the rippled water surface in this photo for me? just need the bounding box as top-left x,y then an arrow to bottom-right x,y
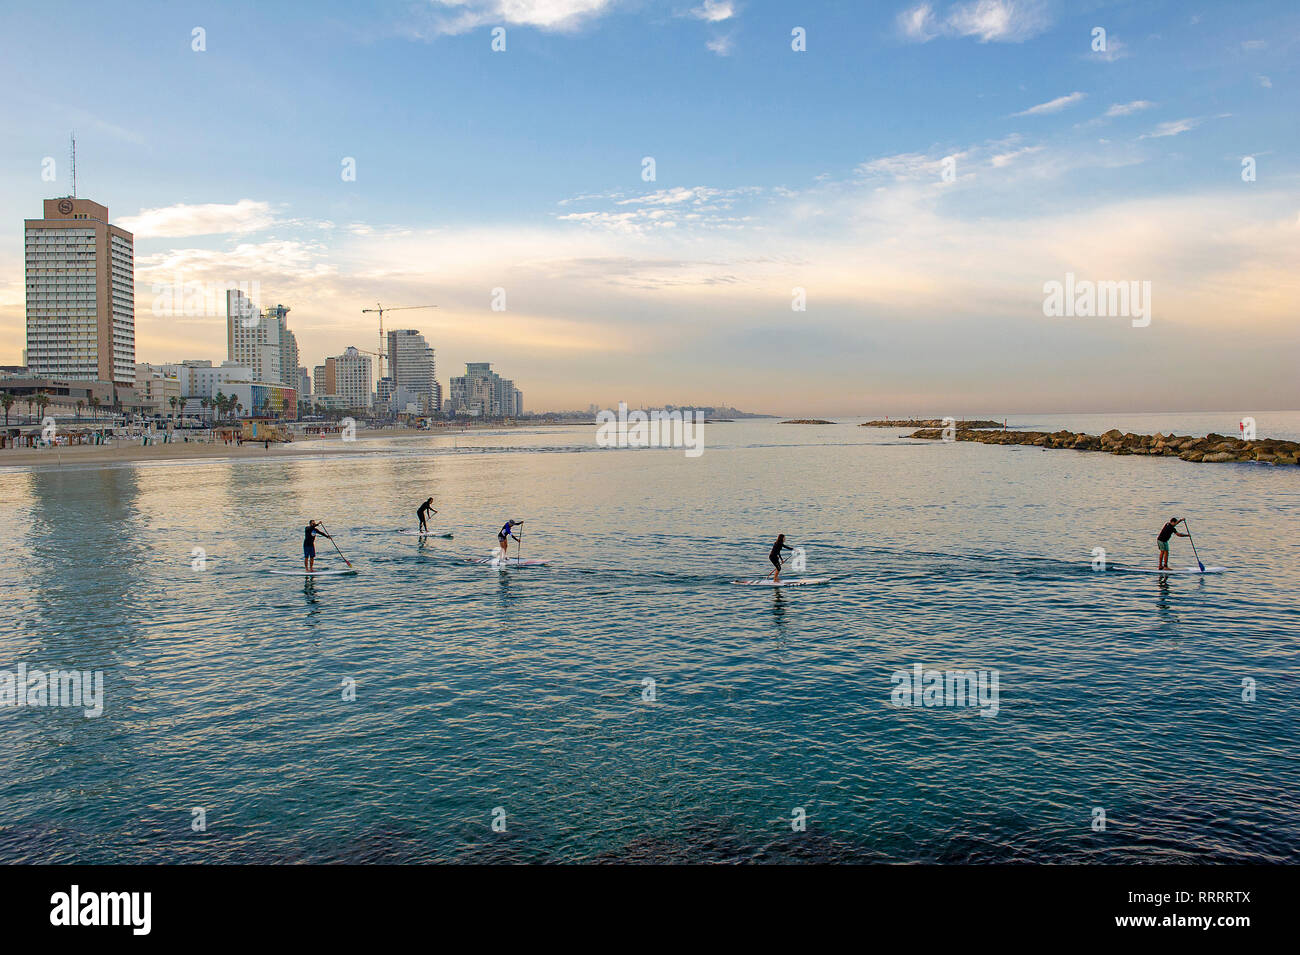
1,415 -> 1297,863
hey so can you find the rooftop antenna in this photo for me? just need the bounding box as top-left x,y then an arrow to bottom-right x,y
70,133 -> 77,198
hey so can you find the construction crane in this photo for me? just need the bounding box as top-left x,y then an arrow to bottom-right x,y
361,303 -> 438,379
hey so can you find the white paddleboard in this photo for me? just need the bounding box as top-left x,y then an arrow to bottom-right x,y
467,557 -> 550,566
269,567 -> 358,577
1109,566 -> 1226,575
398,530 -> 454,538
732,577 -> 831,587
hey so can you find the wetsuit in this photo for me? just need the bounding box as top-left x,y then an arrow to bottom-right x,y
304,525 -> 320,559
417,502 -> 433,531
499,520 -> 520,543
770,540 -> 793,570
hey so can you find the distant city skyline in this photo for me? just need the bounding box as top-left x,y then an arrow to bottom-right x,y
1,1 -> 1296,415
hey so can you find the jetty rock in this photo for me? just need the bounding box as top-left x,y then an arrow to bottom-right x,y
908,427 -> 1300,466
861,418 -> 1003,429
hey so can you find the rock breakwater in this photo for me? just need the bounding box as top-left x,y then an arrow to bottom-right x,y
908,427 -> 1300,465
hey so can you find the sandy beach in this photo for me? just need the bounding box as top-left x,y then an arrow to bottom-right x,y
0,430 -> 441,469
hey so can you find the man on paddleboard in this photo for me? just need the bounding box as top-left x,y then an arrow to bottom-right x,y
1156,517 -> 1187,570
769,534 -> 793,583
304,520 -> 332,572
498,519 -> 523,559
417,498 -> 437,534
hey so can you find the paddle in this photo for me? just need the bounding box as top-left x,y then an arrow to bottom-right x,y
517,521 -> 524,564
318,523 -> 353,568
1181,519 -> 1205,573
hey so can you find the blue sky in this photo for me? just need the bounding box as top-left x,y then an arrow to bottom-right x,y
1,0 -> 1296,414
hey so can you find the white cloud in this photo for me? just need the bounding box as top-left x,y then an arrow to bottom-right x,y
411,0 -> 617,36
852,138 -> 1092,184
1089,36 -> 1128,62
990,145 -> 1042,166
1140,117 -> 1204,139
1105,100 -> 1155,117
706,34 -> 734,55
899,0 -> 1052,44
690,0 -> 735,22
558,186 -> 758,233
897,3 -> 939,41
118,199 -> 277,238
1013,92 -> 1086,117
856,152 -> 951,180
1257,75 -> 1272,88
135,240 -> 334,282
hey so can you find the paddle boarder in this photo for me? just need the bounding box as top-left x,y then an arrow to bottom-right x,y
497,519 -> 523,559
303,519 -> 332,573
417,498 -> 437,534
769,534 -> 793,583
1156,517 -> 1187,570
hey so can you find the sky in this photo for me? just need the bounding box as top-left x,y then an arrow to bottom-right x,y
0,0 -> 1296,416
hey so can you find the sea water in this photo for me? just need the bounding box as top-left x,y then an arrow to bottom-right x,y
0,415 -> 1296,862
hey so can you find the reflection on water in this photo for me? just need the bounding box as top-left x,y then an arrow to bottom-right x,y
0,418 -> 1297,863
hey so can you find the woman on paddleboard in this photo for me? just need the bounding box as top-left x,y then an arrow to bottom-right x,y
303,520 -> 332,572
417,498 -> 437,534
770,534 -> 793,583
498,519 -> 523,559
1156,517 -> 1187,571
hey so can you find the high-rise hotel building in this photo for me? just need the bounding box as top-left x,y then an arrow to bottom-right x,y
386,328 -> 440,412
227,290 -> 282,386
25,197 -> 135,384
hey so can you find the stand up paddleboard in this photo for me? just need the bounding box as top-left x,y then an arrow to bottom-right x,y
1109,566 -> 1226,575
467,557 -> 549,566
399,530 -> 454,539
732,577 -> 831,587
269,567 -> 358,577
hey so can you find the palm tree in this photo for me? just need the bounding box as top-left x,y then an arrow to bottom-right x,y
34,392 -> 51,434
214,391 -> 227,424
88,395 -> 100,423
0,392 -> 13,426
76,399 -> 85,420
168,395 -> 179,425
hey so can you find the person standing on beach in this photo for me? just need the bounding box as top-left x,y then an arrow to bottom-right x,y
1156,517 -> 1187,570
417,498 -> 437,533
769,534 -> 793,582
303,520 -> 332,572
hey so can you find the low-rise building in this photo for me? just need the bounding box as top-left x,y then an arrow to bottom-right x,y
135,362 -> 182,418
163,358 -> 297,422
319,347 -> 372,411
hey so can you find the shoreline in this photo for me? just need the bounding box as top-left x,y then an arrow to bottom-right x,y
0,425 -> 576,470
